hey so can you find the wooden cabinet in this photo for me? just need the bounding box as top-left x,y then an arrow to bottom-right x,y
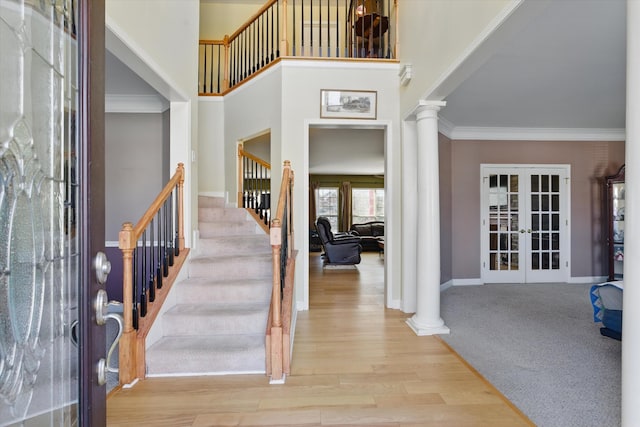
606,164 -> 625,280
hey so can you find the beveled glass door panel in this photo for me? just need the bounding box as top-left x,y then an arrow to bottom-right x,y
526,169 -> 566,282
1,1 -> 80,424
484,169 -> 525,283
482,166 -> 569,284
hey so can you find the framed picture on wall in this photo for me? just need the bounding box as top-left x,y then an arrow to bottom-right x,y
320,89 -> 377,119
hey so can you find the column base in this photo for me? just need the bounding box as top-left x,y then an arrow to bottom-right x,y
406,315 -> 450,336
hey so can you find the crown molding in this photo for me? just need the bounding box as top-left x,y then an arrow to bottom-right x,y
437,116 -> 625,141
105,94 -> 169,113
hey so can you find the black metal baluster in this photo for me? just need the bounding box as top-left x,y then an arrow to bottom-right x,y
168,198 -> 175,267
310,0 -> 313,56
202,44 -> 207,93
140,229 -> 147,317
386,0 -> 391,58
156,208 -> 163,289
261,13 -> 265,66
173,189 -> 179,257
271,4 -> 275,61
132,247 -> 138,330
149,218 -> 156,302
319,0 -> 322,56
163,201 -> 170,276
360,1 -> 365,57
378,0 -> 383,57
301,0 -> 305,55
254,21 -> 258,72
277,0 -> 280,57
335,0 -> 339,57
292,0 -> 296,56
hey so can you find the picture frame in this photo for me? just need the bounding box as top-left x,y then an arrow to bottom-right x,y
320,89 -> 377,119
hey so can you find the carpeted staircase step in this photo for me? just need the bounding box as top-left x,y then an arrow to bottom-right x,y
163,303 -> 269,336
175,277 -> 271,305
188,253 -> 272,279
198,234 -> 270,257
146,335 -> 266,376
199,220 -> 261,238
199,206 -> 251,222
198,196 -> 225,208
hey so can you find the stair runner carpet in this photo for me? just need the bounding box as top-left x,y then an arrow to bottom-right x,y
145,196 -> 272,376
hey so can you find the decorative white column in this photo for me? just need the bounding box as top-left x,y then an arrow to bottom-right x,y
401,119 -> 418,313
622,2 -> 640,425
406,101 -> 450,336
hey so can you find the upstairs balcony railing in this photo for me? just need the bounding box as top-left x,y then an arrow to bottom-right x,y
199,0 -> 398,95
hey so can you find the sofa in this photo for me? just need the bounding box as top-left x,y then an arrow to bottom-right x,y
349,221 -> 384,251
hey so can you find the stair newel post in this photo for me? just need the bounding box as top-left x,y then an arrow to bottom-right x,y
223,35 -> 230,91
177,162 -> 185,251
119,221 -> 138,385
270,218 -> 284,380
238,143 -> 244,207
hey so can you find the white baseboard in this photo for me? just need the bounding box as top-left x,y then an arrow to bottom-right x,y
569,275 -> 608,284
452,278 -> 483,286
440,280 -> 453,291
387,298 -> 401,310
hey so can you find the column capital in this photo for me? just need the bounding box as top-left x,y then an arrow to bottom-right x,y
413,100 -> 446,121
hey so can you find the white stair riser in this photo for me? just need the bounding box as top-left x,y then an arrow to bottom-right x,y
199,221 -> 260,238
198,236 -> 270,257
175,280 -> 271,304
163,308 -> 268,336
199,207 -> 249,222
188,257 -> 272,279
198,196 -> 225,208
145,335 -> 266,375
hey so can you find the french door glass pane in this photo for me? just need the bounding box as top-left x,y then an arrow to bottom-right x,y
530,173 -> 561,271
488,174 -> 519,271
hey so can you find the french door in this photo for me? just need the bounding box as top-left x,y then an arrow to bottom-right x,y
0,0 -> 106,425
481,165 -> 570,283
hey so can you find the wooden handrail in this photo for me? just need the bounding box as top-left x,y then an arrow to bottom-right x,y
239,146 -> 271,169
229,0 -> 278,42
118,163 -> 189,385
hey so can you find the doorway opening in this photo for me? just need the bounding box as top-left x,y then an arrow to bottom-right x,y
307,125 -> 387,310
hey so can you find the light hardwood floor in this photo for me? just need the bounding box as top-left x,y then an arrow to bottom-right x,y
107,252 -> 533,426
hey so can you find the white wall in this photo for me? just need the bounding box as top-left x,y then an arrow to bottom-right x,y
280,61 -> 401,309
106,0 -> 200,246
198,98 -> 226,194
223,68 -> 283,206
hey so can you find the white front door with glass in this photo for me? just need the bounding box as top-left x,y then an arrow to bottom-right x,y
481,165 -> 570,283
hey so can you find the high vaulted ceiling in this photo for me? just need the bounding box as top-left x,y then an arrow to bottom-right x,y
436,0 -> 627,139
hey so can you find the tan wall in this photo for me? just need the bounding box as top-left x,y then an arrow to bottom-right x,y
449,139 -> 625,280
200,2 -> 264,39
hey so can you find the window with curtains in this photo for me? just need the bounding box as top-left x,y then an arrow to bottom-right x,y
316,187 -> 339,230
352,188 -> 384,224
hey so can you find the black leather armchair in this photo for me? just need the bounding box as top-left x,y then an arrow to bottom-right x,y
315,216 -> 362,265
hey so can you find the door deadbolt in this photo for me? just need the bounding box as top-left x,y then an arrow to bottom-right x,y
94,251 -> 111,285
